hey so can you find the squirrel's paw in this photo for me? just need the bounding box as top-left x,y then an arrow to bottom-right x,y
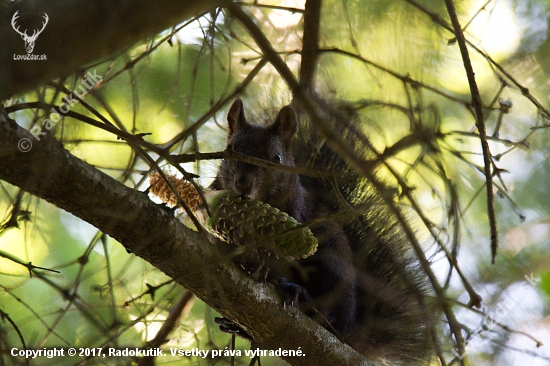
214,317 -> 253,340
277,277 -> 310,308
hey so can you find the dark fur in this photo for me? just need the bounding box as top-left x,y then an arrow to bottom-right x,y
212,99 -> 433,365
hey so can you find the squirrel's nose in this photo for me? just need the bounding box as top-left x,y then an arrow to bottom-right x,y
235,175 -> 253,196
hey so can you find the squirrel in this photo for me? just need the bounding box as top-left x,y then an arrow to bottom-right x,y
210,99 -> 434,365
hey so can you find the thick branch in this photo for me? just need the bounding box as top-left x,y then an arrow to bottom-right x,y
0,0 -> 221,100
0,112 -> 370,366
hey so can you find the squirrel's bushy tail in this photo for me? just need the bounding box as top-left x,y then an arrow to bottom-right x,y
294,101 -> 434,365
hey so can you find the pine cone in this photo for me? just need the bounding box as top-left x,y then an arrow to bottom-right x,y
148,172 -> 202,211
204,190 -> 318,260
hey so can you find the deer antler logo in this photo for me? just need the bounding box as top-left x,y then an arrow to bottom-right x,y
11,11 -> 49,54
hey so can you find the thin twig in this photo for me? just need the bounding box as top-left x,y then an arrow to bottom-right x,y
404,0 -> 550,121
444,0 -> 498,264
138,290 -> 194,366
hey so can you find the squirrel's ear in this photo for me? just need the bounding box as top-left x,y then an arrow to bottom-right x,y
270,106 -> 297,147
227,99 -> 248,137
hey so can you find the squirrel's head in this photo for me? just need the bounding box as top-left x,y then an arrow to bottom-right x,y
218,99 -> 298,207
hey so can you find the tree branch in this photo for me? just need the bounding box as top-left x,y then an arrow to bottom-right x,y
443,0 -> 498,264
299,0 -> 322,92
0,0 -> 222,100
0,111 -> 371,365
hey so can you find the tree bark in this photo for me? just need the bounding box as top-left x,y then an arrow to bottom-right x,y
0,111 -> 371,366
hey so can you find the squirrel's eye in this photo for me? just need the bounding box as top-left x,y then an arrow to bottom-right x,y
273,153 -> 282,164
